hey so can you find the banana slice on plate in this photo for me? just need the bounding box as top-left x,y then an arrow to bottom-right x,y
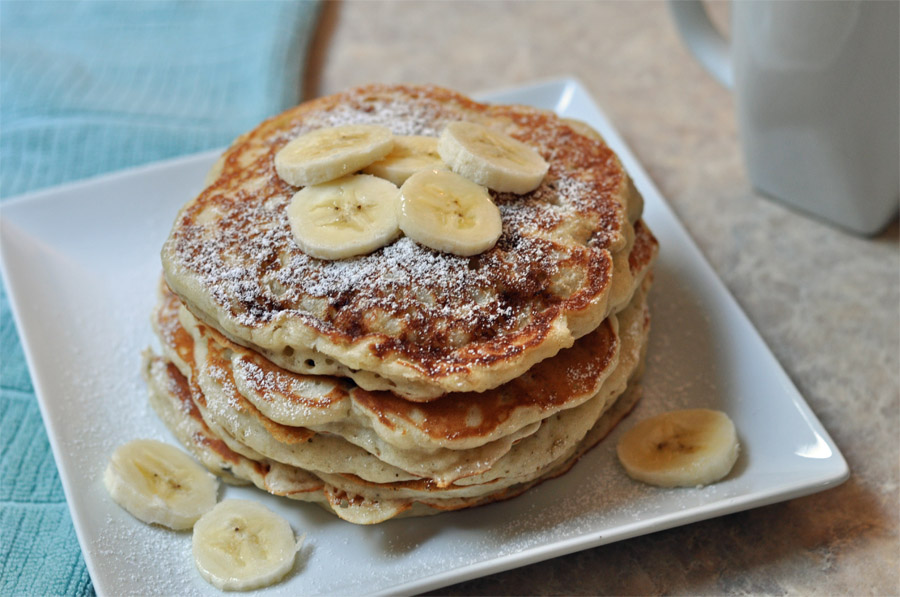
275,124 -> 394,187
103,439 -> 218,530
192,499 -> 301,591
287,174 -> 401,260
438,121 -> 549,194
616,409 -> 740,488
399,169 -> 502,256
363,135 -> 445,185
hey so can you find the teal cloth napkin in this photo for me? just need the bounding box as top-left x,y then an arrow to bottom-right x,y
0,1 -> 320,594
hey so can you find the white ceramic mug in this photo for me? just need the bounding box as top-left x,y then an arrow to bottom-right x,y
670,0 -> 899,235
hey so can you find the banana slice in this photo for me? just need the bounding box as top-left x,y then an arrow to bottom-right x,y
438,121 -> 549,194
103,439 -> 218,530
287,174 -> 401,260
399,169 -> 502,256
616,409 -> 740,488
362,135 -> 445,185
275,124 -> 394,187
192,499 -> 301,591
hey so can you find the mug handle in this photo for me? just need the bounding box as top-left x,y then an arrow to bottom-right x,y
668,0 -> 734,88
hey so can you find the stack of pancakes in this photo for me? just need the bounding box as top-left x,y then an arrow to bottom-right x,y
145,85 -> 658,524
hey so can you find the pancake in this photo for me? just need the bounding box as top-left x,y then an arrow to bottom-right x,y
144,351 -> 644,525
162,84 -> 648,400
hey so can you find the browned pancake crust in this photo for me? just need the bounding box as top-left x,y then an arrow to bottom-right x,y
162,84 -> 645,397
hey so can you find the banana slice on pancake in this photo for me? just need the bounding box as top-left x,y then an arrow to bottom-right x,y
103,439 -> 218,530
192,500 -> 301,591
275,124 -> 394,187
399,168 -> 502,256
438,121 -> 549,194
616,409 -> 740,487
363,135 -> 445,185
287,174 -> 401,260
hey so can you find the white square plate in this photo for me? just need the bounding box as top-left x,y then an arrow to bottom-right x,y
0,78 -> 848,596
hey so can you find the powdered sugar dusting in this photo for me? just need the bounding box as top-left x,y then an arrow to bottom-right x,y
306,99 -> 446,137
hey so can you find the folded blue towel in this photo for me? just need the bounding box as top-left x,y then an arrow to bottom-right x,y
0,2 -> 321,594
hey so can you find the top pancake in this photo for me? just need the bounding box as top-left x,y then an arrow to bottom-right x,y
162,84 -> 645,400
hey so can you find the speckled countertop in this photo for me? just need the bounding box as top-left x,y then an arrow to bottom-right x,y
305,1 -> 899,594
